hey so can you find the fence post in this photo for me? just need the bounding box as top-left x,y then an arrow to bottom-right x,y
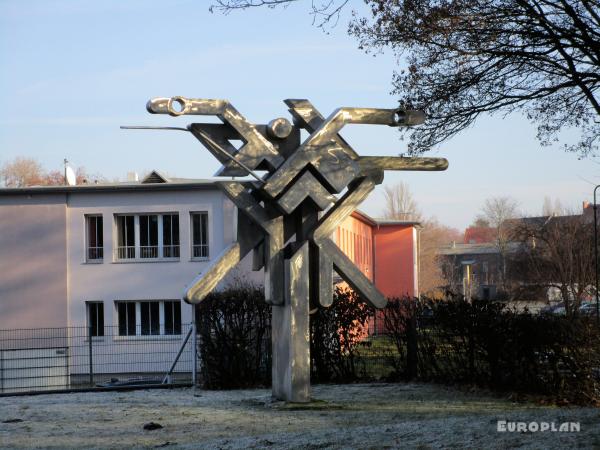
468,315 -> 475,382
88,326 -> 94,387
407,306 -> 418,380
191,306 -> 197,386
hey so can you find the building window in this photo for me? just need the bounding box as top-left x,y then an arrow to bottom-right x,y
116,300 -> 182,336
140,301 -> 160,335
86,215 -> 103,261
164,301 -> 181,335
86,302 -> 104,337
162,214 -> 180,258
139,214 -> 159,258
117,302 -> 137,336
115,213 -> 180,261
116,215 -> 135,259
191,212 -> 209,259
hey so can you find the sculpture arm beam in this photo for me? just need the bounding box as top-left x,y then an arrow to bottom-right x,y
312,171 -> 383,242
263,105 -> 425,198
147,96 -> 283,173
183,242 -> 242,304
319,238 -> 387,309
307,107 -> 425,147
359,157 -> 448,172
147,97 -> 229,116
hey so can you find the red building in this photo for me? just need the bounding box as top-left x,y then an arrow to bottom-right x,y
336,211 -> 420,334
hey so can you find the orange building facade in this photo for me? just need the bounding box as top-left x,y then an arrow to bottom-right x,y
335,211 -> 420,334
334,211 -> 419,334
336,211 -> 419,298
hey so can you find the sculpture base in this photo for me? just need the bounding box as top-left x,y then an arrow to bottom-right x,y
271,242 -> 310,403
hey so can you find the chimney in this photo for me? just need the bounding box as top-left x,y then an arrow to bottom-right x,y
127,171 -> 139,182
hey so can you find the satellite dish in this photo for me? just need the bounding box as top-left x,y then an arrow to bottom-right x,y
65,166 -> 77,186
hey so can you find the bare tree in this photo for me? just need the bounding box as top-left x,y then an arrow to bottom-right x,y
479,197 -> 520,229
470,217 -> 491,228
382,182 -> 421,221
509,212 -> 595,315
0,157 -> 45,187
0,157 -> 104,187
212,0 -> 600,157
477,196 -> 520,290
210,0 -> 349,29
542,196 -> 565,216
419,218 -> 462,297
351,0 -> 600,157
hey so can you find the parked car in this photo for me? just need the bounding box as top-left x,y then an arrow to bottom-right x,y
540,303 -> 565,315
579,303 -> 598,316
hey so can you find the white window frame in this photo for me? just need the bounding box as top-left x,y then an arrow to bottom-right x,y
115,215 -> 136,260
161,214 -> 180,259
85,215 -> 104,262
113,213 -> 180,262
86,301 -> 104,338
190,211 -> 209,260
114,300 -> 182,338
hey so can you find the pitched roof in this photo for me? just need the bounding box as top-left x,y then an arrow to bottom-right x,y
141,170 -> 169,184
438,242 -> 520,256
351,210 -> 421,227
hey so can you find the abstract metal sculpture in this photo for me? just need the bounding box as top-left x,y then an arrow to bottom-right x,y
139,97 -> 448,402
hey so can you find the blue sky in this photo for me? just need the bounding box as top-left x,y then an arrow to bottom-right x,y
1,0 -> 597,230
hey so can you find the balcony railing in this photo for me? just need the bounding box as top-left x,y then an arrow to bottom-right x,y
139,246 -> 159,259
115,245 -> 184,260
192,244 -> 209,259
87,247 -> 104,261
116,246 -> 136,259
163,245 -> 180,258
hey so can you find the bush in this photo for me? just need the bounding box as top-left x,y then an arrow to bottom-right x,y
382,297 -> 600,405
195,284 -> 600,404
310,287 -> 374,382
195,285 -> 271,389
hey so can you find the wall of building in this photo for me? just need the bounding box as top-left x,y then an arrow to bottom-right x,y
335,215 -> 374,280
0,195 -> 68,333
336,215 -> 418,298
65,188 -> 247,330
373,225 -> 418,298
0,188 -> 419,337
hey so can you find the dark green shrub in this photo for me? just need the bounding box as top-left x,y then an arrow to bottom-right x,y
195,285 -> 271,389
195,283 -> 600,404
383,297 -> 600,404
310,287 -> 374,382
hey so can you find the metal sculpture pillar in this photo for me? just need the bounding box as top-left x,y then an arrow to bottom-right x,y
141,96 -> 448,402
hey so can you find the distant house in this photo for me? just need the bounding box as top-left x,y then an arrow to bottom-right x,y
438,242 -> 510,301
438,202 -> 594,303
463,226 -> 495,244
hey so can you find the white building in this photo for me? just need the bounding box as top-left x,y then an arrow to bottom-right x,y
0,171 -> 249,334
0,172 -> 263,386
0,171 -> 419,389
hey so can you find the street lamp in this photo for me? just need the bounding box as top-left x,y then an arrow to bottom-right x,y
594,186 -> 600,324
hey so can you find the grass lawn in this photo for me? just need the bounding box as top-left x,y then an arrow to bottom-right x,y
1,383 -> 598,449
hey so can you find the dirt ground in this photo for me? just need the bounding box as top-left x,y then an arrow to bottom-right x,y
1,383 -> 599,449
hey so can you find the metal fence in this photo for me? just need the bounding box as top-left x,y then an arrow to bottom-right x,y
0,324 -> 197,395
